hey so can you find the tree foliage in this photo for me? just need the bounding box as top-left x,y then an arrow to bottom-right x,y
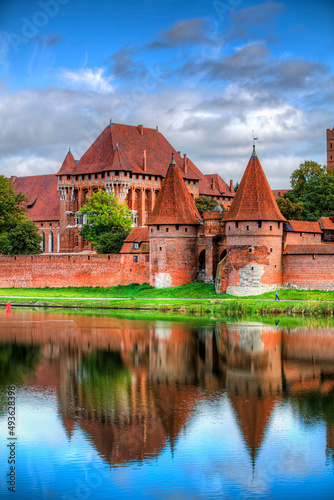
285,160 -> 334,221
0,220 -> 42,255
77,190 -> 132,247
94,229 -> 130,254
195,196 -> 220,216
0,175 -> 27,233
0,176 -> 42,255
276,197 -> 303,221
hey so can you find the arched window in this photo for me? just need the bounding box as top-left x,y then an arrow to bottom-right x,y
49,231 -> 54,253
220,249 -> 227,261
199,250 -> 205,270
40,231 -> 45,252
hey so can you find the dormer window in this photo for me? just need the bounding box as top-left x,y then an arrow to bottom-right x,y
134,242 -> 140,250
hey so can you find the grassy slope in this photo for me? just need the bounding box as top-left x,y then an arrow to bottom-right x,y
1,283 -> 334,300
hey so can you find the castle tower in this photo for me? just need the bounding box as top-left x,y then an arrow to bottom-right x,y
57,149 -> 77,252
147,154 -> 201,288
327,127 -> 334,170
216,146 -> 286,295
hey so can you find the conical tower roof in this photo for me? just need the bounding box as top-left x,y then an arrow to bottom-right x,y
57,149 -> 76,175
146,154 -> 201,225
225,147 -> 286,222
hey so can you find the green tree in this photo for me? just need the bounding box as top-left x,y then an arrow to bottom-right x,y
0,175 -> 27,233
302,173 -> 334,221
94,229 -> 130,254
290,161 -> 326,200
77,190 -> 132,246
195,196 -> 218,216
276,197 -> 303,220
2,219 -> 42,255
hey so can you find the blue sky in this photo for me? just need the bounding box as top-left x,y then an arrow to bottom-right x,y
0,0 -> 333,187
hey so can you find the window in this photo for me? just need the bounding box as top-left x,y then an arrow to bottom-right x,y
270,248 -> 273,252
159,247 -> 162,251
157,225 -> 160,230
270,225 -> 272,231
246,225 -> 249,231
75,235 -> 78,246
166,228 -> 169,232
185,227 -> 188,232
331,143 -> 333,149
145,255 -> 149,262
278,222 -> 280,229
151,228 -> 153,233
41,223 -> 43,227
133,256 -> 138,262
249,248 -> 252,253
235,222 -> 238,228
134,242 -> 139,249
50,222 -> 52,226
176,225 -> 179,230
258,221 -> 262,228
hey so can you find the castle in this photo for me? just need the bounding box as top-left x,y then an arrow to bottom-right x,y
3,122 -> 334,293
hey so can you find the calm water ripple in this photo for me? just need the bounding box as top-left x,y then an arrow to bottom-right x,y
0,309 -> 334,499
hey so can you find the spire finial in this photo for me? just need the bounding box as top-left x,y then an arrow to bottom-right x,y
68,147 -> 71,154
109,118 -> 113,127
252,130 -> 258,157
170,152 -> 176,165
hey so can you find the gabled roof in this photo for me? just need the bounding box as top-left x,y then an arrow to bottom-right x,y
225,147 -> 286,222
204,174 -> 235,198
54,122 -> 233,198
146,155 -> 201,225
57,149 -> 76,176
287,220 -> 322,233
120,227 -> 149,254
12,174 -> 60,222
318,217 -> 334,230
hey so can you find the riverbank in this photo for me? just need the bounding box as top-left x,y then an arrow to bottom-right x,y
1,283 -> 334,317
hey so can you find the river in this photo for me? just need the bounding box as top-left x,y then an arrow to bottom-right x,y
0,309 -> 334,499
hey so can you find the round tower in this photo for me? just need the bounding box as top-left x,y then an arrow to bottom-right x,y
217,146 -> 286,295
147,154 -> 201,288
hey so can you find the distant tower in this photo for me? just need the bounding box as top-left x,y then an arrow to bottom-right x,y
147,154 -> 201,288
327,127 -> 334,170
216,146 -> 286,295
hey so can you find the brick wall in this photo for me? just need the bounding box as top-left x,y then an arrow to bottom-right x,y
284,231 -> 322,246
149,224 -> 198,287
0,254 -> 149,288
283,253 -> 334,289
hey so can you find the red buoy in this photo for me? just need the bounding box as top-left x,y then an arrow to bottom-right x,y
6,304 -> 11,313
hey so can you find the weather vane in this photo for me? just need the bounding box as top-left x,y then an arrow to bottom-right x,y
252,130 -> 258,147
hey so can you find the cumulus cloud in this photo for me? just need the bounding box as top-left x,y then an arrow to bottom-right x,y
148,18 -> 219,48
228,1 -> 286,42
58,67 -> 115,94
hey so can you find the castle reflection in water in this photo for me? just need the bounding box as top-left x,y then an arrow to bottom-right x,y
1,310 -> 334,469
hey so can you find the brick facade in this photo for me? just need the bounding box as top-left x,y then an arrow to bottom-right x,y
327,127 -> 334,170
0,254 -> 149,288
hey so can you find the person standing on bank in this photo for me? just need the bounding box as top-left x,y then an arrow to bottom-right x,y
275,292 -> 280,301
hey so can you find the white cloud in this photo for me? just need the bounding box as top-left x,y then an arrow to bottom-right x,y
58,66 -> 115,94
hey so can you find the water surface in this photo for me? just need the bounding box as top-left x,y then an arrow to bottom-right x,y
0,309 -> 333,499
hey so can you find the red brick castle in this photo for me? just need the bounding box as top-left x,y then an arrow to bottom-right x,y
3,122 -> 334,294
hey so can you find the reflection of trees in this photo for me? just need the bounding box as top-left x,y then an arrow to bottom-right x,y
0,343 -> 41,416
79,350 -> 131,413
290,392 -> 334,426
0,343 -> 41,387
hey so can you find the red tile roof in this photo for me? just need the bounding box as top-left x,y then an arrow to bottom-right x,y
55,123 -> 228,198
283,245 -> 334,255
12,174 -> 59,222
204,174 -> 235,198
225,148 -> 286,222
288,220 -> 322,233
57,149 -> 76,176
318,217 -> 334,230
146,156 -> 201,225
124,227 -> 149,243
272,189 -> 290,199
120,228 -> 149,254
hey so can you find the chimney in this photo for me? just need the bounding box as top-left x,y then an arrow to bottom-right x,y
142,149 -> 147,172
230,180 -> 234,192
138,124 -> 144,136
211,177 -> 215,191
183,153 -> 188,174
178,151 -> 181,156
11,176 -> 17,183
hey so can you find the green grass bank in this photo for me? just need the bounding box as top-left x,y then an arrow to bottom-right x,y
1,283 -> 334,317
